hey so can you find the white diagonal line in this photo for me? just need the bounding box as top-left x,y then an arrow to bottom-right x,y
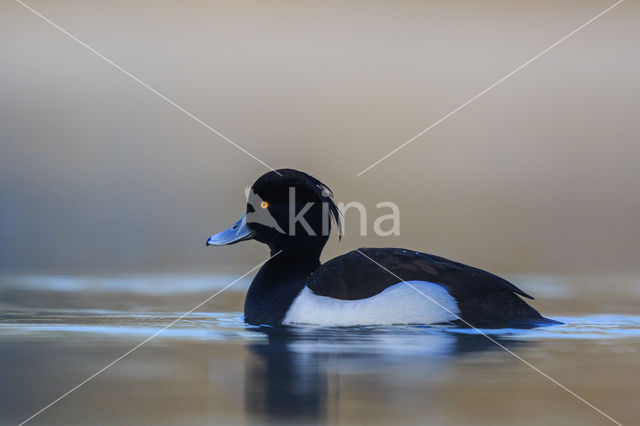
18,251 -> 281,426
356,0 -> 624,176
354,249 -> 622,425
16,0 -> 281,176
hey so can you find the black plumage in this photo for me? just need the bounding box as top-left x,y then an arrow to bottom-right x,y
307,247 -> 554,326
207,169 -> 558,327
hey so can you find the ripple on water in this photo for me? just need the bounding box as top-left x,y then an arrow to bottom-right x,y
1,311 -> 639,344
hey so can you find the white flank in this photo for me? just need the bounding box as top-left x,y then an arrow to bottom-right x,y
283,281 -> 459,326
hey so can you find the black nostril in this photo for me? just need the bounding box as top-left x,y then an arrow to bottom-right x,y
232,225 -> 238,229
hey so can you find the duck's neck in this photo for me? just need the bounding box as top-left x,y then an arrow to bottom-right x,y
244,244 -> 323,325
261,245 -> 322,285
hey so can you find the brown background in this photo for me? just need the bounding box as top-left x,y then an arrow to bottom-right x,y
1,0 -> 638,274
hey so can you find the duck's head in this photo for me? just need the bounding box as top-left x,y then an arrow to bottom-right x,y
206,169 -> 341,255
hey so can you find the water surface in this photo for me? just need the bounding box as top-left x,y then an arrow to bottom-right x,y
1,274 -> 639,425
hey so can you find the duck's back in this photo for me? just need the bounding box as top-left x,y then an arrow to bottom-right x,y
283,247 -> 553,326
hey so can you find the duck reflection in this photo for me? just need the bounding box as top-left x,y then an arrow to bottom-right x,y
244,326 -> 530,424
245,327 -> 330,422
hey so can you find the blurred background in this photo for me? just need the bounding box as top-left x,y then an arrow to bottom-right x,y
2,2 -> 640,425
1,0 -> 638,275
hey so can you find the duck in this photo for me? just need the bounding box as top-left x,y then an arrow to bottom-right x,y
206,168 -> 557,327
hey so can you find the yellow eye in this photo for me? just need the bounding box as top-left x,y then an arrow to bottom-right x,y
260,201 -> 269,209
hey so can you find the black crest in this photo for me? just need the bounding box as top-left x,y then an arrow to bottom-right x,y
252,169 -> 342,238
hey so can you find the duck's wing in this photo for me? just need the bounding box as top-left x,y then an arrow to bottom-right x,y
307,247 -> 548,325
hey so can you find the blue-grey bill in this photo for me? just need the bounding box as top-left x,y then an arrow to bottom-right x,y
206,214 -> 254,246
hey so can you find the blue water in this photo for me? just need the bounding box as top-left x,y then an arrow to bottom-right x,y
2,311 -> 640,343
1,274 -> 639,425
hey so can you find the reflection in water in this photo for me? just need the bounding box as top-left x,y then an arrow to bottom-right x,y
244,326 -> 529,424
246,328 -> 329,422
